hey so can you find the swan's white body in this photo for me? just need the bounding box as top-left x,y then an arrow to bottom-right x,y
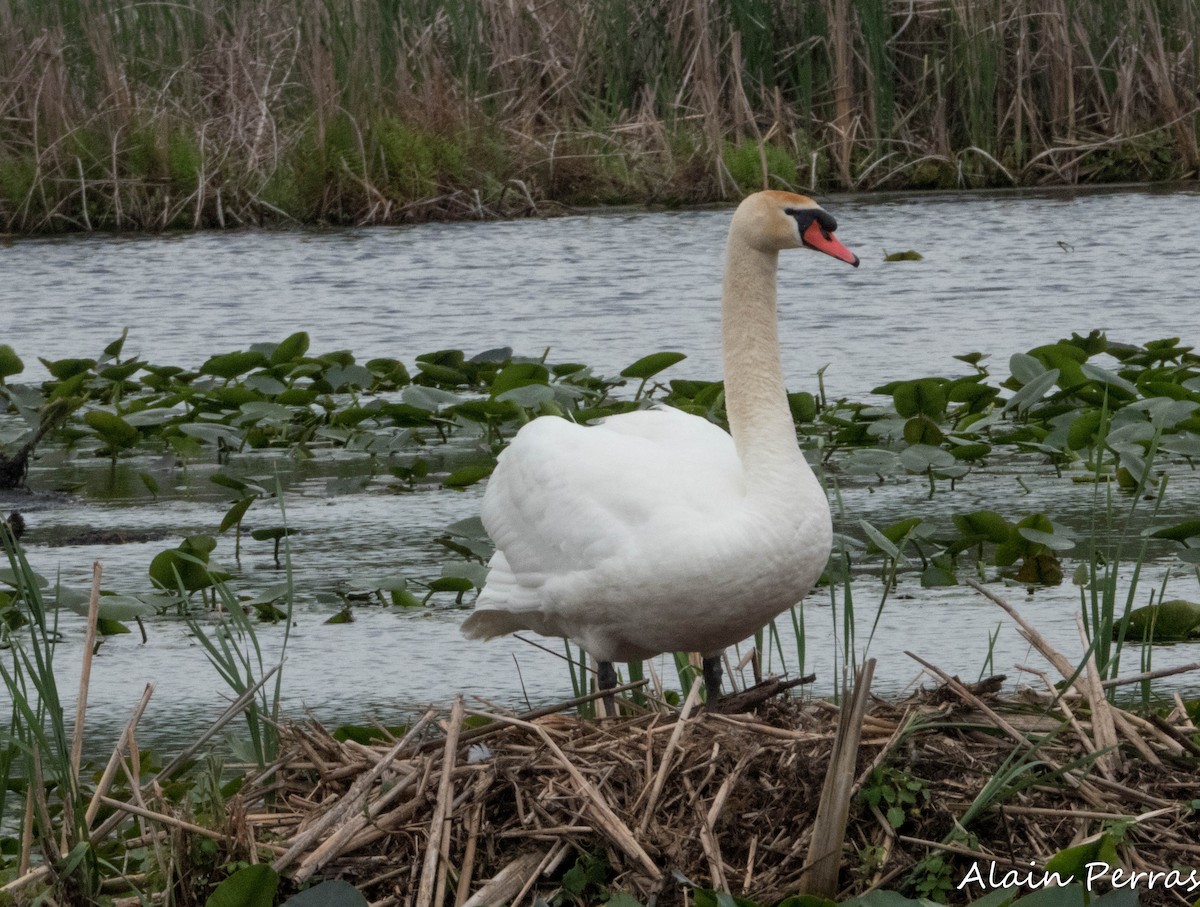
462,191 -> 857,665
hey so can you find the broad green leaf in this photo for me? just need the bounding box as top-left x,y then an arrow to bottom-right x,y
1080,362 -> 1139,398
199,351 -> 268,379
204,863 -> 279,907
84,411 -> 139,450
491,362 -> 549,397
1004,368 -> 1060,413
219,497 -> 254,533
279,880 -> 368,907
0,344 -> 25,379
103,329 -> 129,359
444,461 -> 495,488
270,331 -> 310,365
621,351 -> 686,380
1124,599 -> 1200,641
1017,526 -> 1075,551
893,379 -> 947,418
1149,519 -> 1200,543
953,510 -> 1011,543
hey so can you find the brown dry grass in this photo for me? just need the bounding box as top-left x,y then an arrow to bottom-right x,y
1,0 -> 1197,232
218,669 -> 1200,906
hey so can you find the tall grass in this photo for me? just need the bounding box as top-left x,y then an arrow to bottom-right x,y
1,0 -> 1197,231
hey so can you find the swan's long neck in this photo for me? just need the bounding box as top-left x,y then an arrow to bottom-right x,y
721,235 -> 809,493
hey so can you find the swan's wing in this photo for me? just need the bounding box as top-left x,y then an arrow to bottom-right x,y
477,407 -> 744,598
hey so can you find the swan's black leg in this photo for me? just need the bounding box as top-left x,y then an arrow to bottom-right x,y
597,660 -> 618,717
702,655 -> 723,704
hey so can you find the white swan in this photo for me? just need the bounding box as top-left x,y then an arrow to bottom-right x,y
461,191 -> 859,703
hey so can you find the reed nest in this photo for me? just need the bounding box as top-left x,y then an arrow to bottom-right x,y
236,660 -> 1200,907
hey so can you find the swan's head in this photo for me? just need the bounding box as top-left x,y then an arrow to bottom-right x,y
733,191 -> 859,267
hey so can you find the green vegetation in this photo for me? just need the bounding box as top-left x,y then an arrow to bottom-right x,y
2,328 -> 1199,903
0,0 -> 1197,232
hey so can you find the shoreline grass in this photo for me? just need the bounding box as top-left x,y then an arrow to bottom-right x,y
0,0 -> 1197,233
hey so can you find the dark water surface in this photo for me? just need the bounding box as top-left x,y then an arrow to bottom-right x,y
3,184 -> 1200,755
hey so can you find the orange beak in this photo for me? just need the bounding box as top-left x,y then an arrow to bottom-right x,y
802,220 -> 860,267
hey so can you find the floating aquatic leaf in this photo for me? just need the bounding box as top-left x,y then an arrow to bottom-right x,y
1148,519 -> 1200,543
278,879 -> 368,907
270,331 -> 310,365
1003,368 -> 1060,413
205,863 -> 279,907
84,410 -> 140,451
200,351 -> 268,380
952,510 -> 1011,543
883,249 -> 923,261
1123,600 -> 1200,641
444,460 -> 495,488
620,351 -> 686,380
243,373 -> 288,396
491,362 -> 549,397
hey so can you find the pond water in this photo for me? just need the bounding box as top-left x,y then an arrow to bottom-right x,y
3,184 -> 1200,757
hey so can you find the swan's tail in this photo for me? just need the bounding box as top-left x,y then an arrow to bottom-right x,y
461,608 -> 525,640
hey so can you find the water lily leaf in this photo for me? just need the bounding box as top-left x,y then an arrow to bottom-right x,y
324,363 -> 374,391
491,362 -> 549,397
1008,353 -> 1046,386
41,357 -> 96,380
248,583 -> 291,606
893,379 -> 946,418
427,576 -> 475,593
97,359 -> 144,382
279,879 -> 368,907
445,516 -> 489,539
899,444 -> 956,473
1148,519 -> 1200,543
1003,368 -> 1060,413
953,510 -> 1011,543
123,407 -> 182,427
0,344 -> 26,379
325,608 -> 354,625
621,351 -> 686,380
401,385 -> 463,410
1123,600 -> 1200,641
205,863 -> 279,907
200,351 -> 268,380
96,617 -> 131,636
860,520 -> 900,559
243,374 -> 288,396
441,561 -> 489,589
250,527 -> 296,542
219,497 -> 254,533
883,249 -> 923,261
149,537 -> 219,593
270,331 -> 310,365
84,411 -> 140,450
843,448 -> 903,476
239,401 -> 295,424
948,441 -> 991,461
788,391 -> 817,422
1067,409 -> 1103,450
86,594 -> 157,622
1080,362 -> 1138,398
444,461 -> 495,489
495,384 -> 556,409
1018,526 -> 1075,551
415,361 -> 469,385
903,415 -> 944,445
178,423 -> 241,446
468,346 -> 513,364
